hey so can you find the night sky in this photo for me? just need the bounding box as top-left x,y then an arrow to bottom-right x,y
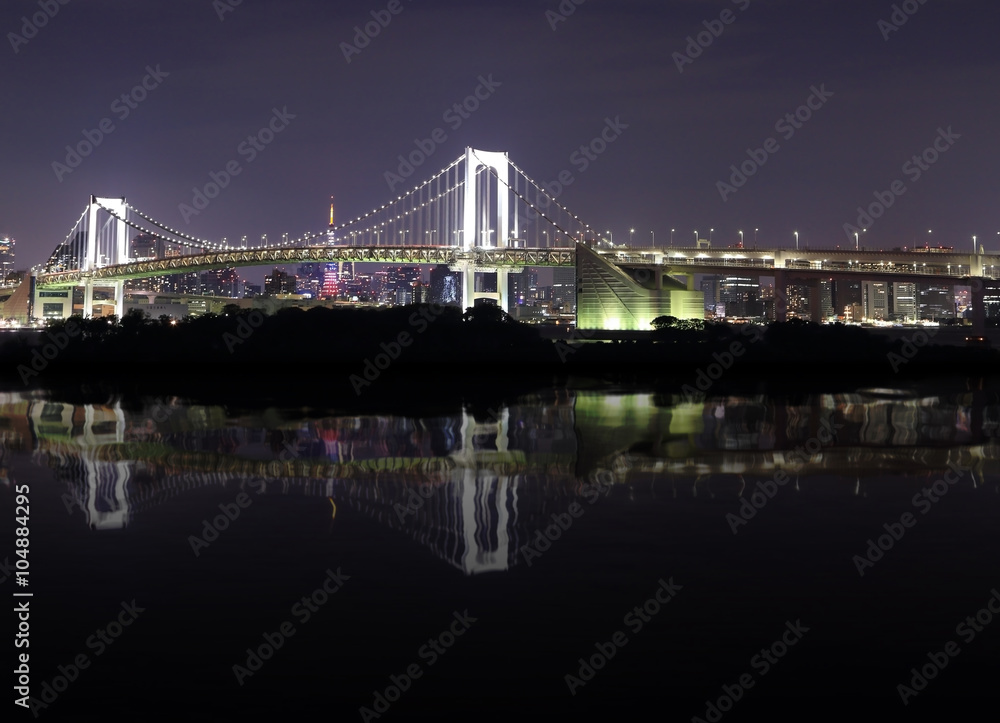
1,0 -> 997,271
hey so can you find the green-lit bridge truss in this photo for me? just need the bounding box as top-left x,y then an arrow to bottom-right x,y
36,246 -> 576,288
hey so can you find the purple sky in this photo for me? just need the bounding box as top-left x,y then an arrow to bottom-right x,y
1,0 -> 997,273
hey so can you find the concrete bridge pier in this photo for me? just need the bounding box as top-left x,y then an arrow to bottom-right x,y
971,278 -> 987,334
82,279 -> 94,319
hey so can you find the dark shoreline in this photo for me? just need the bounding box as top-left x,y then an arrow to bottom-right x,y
2,306 -> 997,410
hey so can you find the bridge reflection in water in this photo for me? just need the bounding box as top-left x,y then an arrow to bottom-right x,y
2,388 -> 997,574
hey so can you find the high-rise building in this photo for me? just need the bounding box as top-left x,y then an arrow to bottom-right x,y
893,282 -> 918,321
201,268 -> 240,297
130,233 -> 162,260
863,281 -> 889,321
836,280 -> 862,315
0,234 -> 15,284
264,268 -> 296,296
321,264 -> 340,299
983,281 -> 1000,318
918,284 -> 954,320
819,280 -> 834,320
720,276 -> 759,318
552,267 -> 576,313
701,276 -> 721,313
430,264 -> 460,306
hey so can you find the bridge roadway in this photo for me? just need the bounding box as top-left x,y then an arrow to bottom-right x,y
36,246 -> 577,288
36,243 -> 1000,288
607,245 -> 1000,279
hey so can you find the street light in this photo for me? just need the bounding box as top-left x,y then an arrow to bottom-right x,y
754,228 -> 758,245
694,230 -> 698,244
710,228 -> 714,243
973,235 -> 977,254
650,231 -> 655,247
794,231 -> 799,250
670,228 -> 675,246
854,232 -> 859,250
739,230 -> 744,246
630,228 -> 635,245
606,230 -> 613,244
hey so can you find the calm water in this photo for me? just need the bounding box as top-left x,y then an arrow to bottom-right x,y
2,386 -> 998,721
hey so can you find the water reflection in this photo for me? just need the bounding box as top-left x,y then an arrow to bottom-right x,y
2,387 -> 998,573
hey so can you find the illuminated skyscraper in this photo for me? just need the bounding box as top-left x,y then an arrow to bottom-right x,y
321,264 -> 340,299
863,281 -> 889,320
893,282 -> 917,322
322,196 -> 340,298
0,234 -> 15,283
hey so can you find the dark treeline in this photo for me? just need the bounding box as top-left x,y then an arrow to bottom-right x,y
0,306 -> 996,407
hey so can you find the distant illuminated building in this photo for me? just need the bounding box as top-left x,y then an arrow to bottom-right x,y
201,268 -> 240,297
430,265 -> 460,305
893,282 -> 917,322
701,276 -> 720,313
787,284 -> 810,320
819,280 -> 834,320
130,233 -> 160,260
720,276 -> 760,318
0,234 -> 15,283
321,264 -> 340,299
552,267 -> 576,313
863,281 -> 889,321
918,283 -> 954,321
322,197 -> 340,298
264,268 -> 296,296
430,264 -> 461,305
983,281 -> 1000,318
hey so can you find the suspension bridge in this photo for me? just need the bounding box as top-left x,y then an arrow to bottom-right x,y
35,147 -> 590,319
28,145 -> 1000,329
